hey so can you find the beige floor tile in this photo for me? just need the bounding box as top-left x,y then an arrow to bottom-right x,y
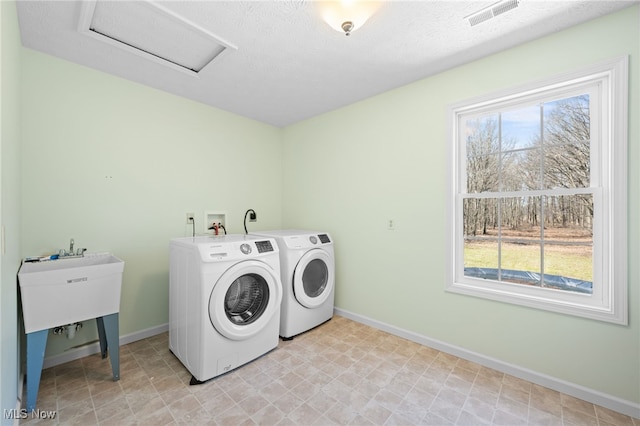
198,390 -> 233,416
57,398 -> 95,422
137,406 -> 178,426
213,403 -> 253,425
422,410 -> 454,425
462,396 -> 496,424
238,393 -> 271,417
19,317 -> 639,426
250,404 -> 285,425
259,380 -> 289,403
528,406 -> 563,425
562,405 -> 599,426
429,398 -> 463,424
324,400 -> 358,424
289,379 -> 322,402
347,414 -> 375,425
286,402 -> 322,424
492,408 -> 528,425
499,382 -> 531,405
397,398 -> 429,424
372,387 -> 404,412
496,391 -> 529,420
596,405 -> 637,425
456,409 -> 491,426
166,394 -> 203,420
90,385 -> 126,409
59,409 -> 99,426
361,399 -> 393,424
129,394 -> 167,420
54,376 -> 88,395
93,395 -> 132,423
56,386 -> 92,410
272,391 -> 305,416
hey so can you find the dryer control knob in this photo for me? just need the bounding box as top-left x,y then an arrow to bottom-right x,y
309,236 -> 318,244
240,243 -> 252,254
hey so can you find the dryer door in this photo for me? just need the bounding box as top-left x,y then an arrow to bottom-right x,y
292,249 -> 334,309
209,260 -> 282,341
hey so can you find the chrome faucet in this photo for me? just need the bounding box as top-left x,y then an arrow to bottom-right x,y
59,238 -> 86,258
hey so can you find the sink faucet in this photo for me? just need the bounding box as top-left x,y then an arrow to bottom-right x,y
59,238 -> 86,258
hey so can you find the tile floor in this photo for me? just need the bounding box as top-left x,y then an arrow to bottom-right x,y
20,315 -> 639,426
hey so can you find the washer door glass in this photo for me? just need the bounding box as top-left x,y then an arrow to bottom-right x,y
209,261 -> 282,341
225,274 -> 269,325
293,249 -> 334,309
302,260 -> 328,298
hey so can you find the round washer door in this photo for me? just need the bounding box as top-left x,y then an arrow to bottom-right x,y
293,249 -> 334,309
209,260 -> 282,341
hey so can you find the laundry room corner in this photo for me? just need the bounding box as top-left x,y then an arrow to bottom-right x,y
19,48 -> 285,361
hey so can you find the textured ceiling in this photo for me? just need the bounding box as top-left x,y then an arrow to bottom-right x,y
16,0 -> 638,127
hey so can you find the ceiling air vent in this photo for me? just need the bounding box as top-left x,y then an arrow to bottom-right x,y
78,0 -> 237,76
466,0 -> 520,27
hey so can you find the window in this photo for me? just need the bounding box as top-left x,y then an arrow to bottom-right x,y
446,57 -> 628,324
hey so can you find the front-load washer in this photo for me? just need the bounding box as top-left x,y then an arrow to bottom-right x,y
169,234 -> 282,384
250,230 -> 335,339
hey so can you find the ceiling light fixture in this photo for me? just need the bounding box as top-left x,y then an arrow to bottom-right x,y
317,1 -> 381,36
341,21 -> 354,36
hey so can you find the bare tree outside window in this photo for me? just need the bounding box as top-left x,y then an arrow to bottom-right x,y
448,57 -> 628,324
463,95 -> 593,293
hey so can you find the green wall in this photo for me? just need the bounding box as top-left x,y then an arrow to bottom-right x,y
282,6 -> 639,404
20,50 -> 284,357
1,1 -> 23,423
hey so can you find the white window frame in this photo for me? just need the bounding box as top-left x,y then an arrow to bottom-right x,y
446,56 -> 628,324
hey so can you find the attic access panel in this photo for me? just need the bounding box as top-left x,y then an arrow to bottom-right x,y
78,1 -> 237,76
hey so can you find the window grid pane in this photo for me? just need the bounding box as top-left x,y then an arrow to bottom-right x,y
450,56 -> 627,324
462,91 -> 593,295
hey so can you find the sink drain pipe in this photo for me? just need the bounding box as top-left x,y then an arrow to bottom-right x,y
53,322 -> 83,339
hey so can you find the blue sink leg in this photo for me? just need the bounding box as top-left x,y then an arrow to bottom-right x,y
97,313 -> 120,381
96,317 -> 108,359
25,329 -> 48,412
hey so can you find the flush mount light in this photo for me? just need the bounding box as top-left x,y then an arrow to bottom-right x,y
341,21 -> 354,36
78,0 -> 237,76
466,0 -> 520,27
317,1 -> 381,36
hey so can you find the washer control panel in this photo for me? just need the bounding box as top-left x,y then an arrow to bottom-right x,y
255,240 -> 274,253
193,236 -> 277,262
318,234 -> 331,244
283,233 -> 333,249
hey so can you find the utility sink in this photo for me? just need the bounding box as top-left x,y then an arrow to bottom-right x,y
18,253 -> 124,333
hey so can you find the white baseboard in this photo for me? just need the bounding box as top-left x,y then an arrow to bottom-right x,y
42,323 -> 169,369
334,307 -> 640,419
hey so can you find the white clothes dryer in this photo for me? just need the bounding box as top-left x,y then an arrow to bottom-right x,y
250,230 -> 335,340
169,235 -> 282,384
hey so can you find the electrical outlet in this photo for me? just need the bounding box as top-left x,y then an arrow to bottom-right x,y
186,213 -> 195,224
388,219 -> 395,230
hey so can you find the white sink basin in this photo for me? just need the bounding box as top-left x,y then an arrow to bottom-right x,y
18,253 -> 124,333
